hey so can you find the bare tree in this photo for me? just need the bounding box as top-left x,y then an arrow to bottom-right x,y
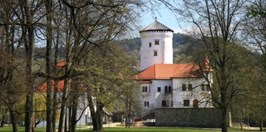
157,0 -> 248,132
243,0 -> 266,131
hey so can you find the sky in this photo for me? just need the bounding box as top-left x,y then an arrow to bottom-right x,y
139,8 -> 190,34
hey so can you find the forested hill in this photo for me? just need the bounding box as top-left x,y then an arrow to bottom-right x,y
117,33 -> 202,63
33,33 -> 201,63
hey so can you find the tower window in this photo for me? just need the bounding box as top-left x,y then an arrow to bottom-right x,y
155,40 -> 159,45
149,42 -> 152,47
154,50 -> 158,56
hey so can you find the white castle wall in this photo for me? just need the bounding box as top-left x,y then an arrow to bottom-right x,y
141,80 -> 172,112
172,78 -> 212,108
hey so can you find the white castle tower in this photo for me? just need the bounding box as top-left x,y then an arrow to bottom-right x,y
139,18 -> 174,71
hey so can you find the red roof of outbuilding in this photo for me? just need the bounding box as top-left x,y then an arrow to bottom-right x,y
38,80 -> 85,92
38,80 -> 70,92
133,64 -> 203,80
56,60 -> 66,68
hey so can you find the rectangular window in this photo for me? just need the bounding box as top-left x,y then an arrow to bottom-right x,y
183,100 -> 190,106
142,86 -> 148,92
157,87 -> 161,92
153,50 -> 158,56
149,42 -> 152,47
144,101 -> 149,107
155,40 -> 159,45
171,101 -> 173,107
164,86 -> 172,92
162,100 -> 166,107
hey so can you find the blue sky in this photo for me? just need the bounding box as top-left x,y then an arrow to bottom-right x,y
139,8 -> 189,34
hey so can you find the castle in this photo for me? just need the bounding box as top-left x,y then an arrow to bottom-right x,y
133,19 -> 213,113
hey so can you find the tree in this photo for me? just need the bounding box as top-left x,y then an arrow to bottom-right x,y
0,0 -> 143,131
76,43 -> 139,131
243,0 -> 266,130
157,0 -> 248,132
0,1 -> 28,131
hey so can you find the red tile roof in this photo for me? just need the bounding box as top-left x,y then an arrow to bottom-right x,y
133,64 -> 204,80
56,60 -> 66,68
38,80 -> 70,92
38,80 -> 85,92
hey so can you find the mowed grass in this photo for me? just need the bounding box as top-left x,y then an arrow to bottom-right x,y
0,127 -> 46,132
0,126 -> 262,132
76,127 -> 261,132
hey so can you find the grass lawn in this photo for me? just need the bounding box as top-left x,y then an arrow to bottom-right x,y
0,126 -> 46,132
76,127 -> 262,132
0,126 -> 262,132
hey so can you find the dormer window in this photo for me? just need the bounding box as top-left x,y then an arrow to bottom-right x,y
155,39 -> 159,45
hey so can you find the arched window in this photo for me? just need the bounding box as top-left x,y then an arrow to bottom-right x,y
188,84 -> 193,91
168,86 -> 172,92
182,84 -> 186,91
193,99 -> 199,108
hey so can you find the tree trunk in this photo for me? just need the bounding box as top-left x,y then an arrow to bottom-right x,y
96,102 -> 104,132
259,120 -> 263,132
9,108 -> 17,132
52,82 -> 58,132
58,9 -> 72,130
67,107 -> 71,131
221,107 -> 228,132
87,92 -> 100,132
70,104 -> 77,132
52,14 -> 60,132
45,0 -> 53,131
0,114 -> 5,127
20,0 -> 35,131
70,82 -> 79,132
58,79 -> 68,132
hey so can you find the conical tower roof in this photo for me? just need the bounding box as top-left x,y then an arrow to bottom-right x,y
140,19 -> 174,33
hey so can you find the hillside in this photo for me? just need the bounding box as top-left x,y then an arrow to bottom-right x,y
118,33 -> 202,64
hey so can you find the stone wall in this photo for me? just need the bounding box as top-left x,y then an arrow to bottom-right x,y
155,108 -> 221,128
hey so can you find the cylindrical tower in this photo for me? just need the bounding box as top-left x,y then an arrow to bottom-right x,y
139,19 -> 174,71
